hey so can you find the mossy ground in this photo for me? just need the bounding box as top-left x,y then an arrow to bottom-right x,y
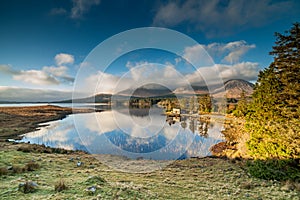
0,143 -> 299,200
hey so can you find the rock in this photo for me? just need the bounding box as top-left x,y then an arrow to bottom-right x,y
18,181 -> 38,193
77,161 -> 83,167
69,157 -> 74,162
86,186 -> 97,195
7,166 -> 13,170
76,157 -> 80,160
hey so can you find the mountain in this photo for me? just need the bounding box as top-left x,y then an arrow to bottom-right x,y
117,84 -> 175,98
53,79 -> 254,103
53,94 -> 112,103
213,79 -> 254,98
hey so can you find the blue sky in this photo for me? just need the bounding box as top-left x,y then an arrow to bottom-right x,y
0,0 -> 300,101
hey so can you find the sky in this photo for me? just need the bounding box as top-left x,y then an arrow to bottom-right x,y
0,0 -> 300,102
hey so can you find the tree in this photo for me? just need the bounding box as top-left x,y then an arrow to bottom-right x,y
246,23 -> 300,160
198,94 -> 212,114
233,90 -> 248,117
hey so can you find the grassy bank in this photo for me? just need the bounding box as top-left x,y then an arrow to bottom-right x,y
1,143 -> 299,199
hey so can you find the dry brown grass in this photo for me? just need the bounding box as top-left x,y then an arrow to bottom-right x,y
0,167 -> 8,175
24,161 -> 39,171
54,179 -> 68,192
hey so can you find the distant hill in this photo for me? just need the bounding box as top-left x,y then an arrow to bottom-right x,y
52,79 -> 254,103
53,94 -> 112,103
117,84 -> 175,98
213,79 -> 254,98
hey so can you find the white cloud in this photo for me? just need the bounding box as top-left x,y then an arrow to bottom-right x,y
43,65 -> 74,84
0,54 -> 75,86
85,71 -> 126,94
205,41 -> 255,64
82,62 -> 187,95
153,0 -> 296,37
55,53 -> 74,65
0,64 -> 16,74
49,8 -> 67,16
71,0 -> 100,19
76,40 -> 259,96
13,70 -> 59,85
218,62 -> 259,80
82,58 -> 258,96
43,65 -> 68,77
0,86 -> 72,102
182,41 -> 255,65
185,62 -> 259,86
182,44 -> 213,66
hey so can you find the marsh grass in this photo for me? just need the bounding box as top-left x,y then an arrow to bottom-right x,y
0,149 -> 299,199
24,161 -> 39,171
0,167 -> 8,175
54,179 -> 68,192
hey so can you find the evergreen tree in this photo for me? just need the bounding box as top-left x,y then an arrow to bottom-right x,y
246,23 -> 300,160
233,90 -> 248,117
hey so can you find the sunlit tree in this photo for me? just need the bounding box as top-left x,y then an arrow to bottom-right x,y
246,23 -> 300,160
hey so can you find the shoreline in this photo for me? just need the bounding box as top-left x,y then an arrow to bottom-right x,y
0,105 -> 93,140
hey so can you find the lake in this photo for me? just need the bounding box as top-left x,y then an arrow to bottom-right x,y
17,106 -> 225,161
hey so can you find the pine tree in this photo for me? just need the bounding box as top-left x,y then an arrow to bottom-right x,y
246,23 -> 300,160
233,90 -> 248,117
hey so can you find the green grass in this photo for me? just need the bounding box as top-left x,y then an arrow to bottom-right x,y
0,149 -> 299,199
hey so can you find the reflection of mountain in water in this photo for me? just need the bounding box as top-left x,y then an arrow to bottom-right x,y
106,131 -> 167,153
19,108 -> 224,160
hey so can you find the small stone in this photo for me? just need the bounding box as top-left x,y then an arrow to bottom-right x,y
86,186 -> 97,195
7,166 -> 13,170
245,193 -> 250,197
76,157 -> 80,160
69,157 -> 74,162
77,161 -> 83,167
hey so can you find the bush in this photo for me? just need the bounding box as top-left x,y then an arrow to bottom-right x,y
12,165 -> 25,174
0,167 -> 8,176
25,161 -> 40,171
246,159 -> 300,182
55,179 -> 68,192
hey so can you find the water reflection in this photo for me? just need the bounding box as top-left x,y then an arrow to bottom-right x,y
19,107 -> 224,160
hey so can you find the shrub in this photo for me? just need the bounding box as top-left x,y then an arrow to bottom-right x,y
55,179 -> 68,192
12,165 -> 25,174
25,161 -> 40,171
246,159 -> 300,181
0,167 -> 8,176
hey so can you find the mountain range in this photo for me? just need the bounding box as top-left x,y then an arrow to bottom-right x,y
3,79 -> 254,104
116,79 -> 254,99
54,79 -> 254,103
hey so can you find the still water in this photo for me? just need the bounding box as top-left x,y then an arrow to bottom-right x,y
18,106 -> 225,160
